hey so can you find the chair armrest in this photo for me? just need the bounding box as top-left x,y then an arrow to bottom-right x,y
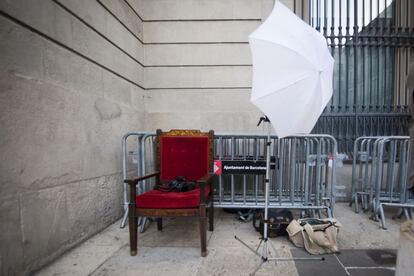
197,173 -> 215,203
125,172 -> 160,205
124,172 -> 160,186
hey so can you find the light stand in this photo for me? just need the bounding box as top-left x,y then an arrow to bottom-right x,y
234,116 -> 324,275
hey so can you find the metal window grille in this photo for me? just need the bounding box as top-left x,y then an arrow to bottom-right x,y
293,0 -> 413,154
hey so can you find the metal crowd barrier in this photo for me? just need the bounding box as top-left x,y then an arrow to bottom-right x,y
350,136 -> 412,229
121,132 -> 157,230
214,134 -> 337,218
121,132 -> 338,229
350,136 -> 384,213
121,132 -> 149,230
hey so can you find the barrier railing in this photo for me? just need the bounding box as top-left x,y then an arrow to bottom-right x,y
121,132 -> 338,229
350,136 -> 412,229
121,132 -> 148,229
350,136 -> 384,213
213,134 -> 337,218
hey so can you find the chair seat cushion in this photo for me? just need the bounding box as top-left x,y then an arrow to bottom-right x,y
136,186 -> 210,209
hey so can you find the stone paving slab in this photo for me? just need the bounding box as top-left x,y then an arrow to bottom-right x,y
35,203 -> 403,276
291,249 -> 348,276
347,268 -> 395,276
292,248 -> 397,276
337,249 -> 396,267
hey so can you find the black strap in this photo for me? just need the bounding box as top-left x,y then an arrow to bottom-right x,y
155,185 -> 175,192
303,221 -> 338,233
154,176 -> 195,192
313,221 -> 334,232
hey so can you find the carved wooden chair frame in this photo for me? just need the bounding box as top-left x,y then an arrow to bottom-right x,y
124,129 -> 215,257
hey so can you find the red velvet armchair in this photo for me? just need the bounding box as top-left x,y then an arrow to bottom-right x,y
124,129 -> 215,257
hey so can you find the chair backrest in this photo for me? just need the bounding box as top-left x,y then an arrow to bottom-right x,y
156,129 -> 214,182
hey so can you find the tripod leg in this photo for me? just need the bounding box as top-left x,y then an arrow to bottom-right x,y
255,238 -> 263,253
267,239 -> 278,256
267,240 -> 278,266
235,236 -> 261,258
250,260 -> 265,276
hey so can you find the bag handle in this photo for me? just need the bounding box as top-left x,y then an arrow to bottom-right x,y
302,221 -> 339,233
313,221 -> 334,232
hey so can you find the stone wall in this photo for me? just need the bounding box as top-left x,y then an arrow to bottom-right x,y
0,0 -> 145,274
142,0 -> 283,133
0,0 -> 353,275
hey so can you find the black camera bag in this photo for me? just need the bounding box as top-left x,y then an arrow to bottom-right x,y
252,209 -> 293,237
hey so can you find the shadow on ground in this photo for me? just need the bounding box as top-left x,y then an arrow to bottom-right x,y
36,203 -> 402,276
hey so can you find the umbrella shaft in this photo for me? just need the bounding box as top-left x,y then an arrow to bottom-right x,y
263,122 -> 272,241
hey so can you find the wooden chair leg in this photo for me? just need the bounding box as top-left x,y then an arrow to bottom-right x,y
199,205 -> 207,257
127,183 -> 138,256
157,217 -> 163,231
129,216 -> 138,256
209,197 -> 214,232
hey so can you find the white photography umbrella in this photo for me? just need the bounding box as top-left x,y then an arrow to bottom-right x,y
235,1 -> 333,274
249,0 -> 334,138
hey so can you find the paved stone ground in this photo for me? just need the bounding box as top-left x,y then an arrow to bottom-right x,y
35,203 -> 403,276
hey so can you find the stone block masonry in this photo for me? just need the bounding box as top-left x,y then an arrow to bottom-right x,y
0,0 -> 308,274
0,0 -> 144,274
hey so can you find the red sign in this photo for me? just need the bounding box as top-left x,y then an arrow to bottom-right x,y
214,160 -> 222,175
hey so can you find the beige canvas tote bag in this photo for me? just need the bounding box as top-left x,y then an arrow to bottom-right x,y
287,218 -> 341,255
